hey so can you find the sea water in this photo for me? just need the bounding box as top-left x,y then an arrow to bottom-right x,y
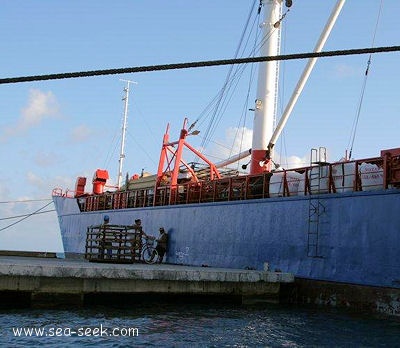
0,303 -> 399,347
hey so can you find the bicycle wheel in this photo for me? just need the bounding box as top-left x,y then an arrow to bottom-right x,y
142,246 -> 158,264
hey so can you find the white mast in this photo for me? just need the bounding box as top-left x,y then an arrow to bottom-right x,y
267,0 -> 346,152
250,0 -> 282,175
117,79 -> 137,189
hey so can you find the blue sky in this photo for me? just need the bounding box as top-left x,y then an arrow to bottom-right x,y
1,0 -> 399,252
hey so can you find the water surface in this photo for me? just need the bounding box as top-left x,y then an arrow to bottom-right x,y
1,303 -> 399,347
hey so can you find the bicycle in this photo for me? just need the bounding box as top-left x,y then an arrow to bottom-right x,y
141,236 -> 158,264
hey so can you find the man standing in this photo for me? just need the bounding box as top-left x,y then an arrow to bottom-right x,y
131,219 -> 148,259
100,215 -> 112,259
132,219 -> 147,237
152,227 -> 168,263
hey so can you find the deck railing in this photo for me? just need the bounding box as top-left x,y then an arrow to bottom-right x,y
53,155 -> 400,212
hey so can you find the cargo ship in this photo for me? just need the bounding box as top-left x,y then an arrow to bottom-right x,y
52,0 -> 400,315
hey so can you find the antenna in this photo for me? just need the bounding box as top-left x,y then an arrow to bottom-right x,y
117,79 -> 138,189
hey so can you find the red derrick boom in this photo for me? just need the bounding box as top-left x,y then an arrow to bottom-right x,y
155,118 -> 221,204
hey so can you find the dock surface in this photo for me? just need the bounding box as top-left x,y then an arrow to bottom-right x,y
0,255 -> 293,307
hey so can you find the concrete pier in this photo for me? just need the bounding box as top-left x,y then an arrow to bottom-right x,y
0,255 -> 294,308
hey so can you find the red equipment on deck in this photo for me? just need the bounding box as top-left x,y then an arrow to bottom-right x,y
92,169 -> 109,194
74,177 -> 87,197
156,118 -> 221,204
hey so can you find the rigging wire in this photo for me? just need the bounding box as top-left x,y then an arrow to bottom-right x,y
103,88 -> 130,172
0,201 -> 54,232
119,97 -> 172,177
189,1 -> 260,167
278,11 -> 288,169
0,209 -> 55,221
193,10 -> 261,135
196,0 -> 259,154
103,127 -> 120,171
232,10 -> 263,171
126,129 -> 158,169
216,3 -> 292,171
194,133 -> 248,165
0,198 -> 52,204
276,5 -> 297,170
197,1 -> 285,164
347,0 -> 384,159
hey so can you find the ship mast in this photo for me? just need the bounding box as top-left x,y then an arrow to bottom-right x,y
267,0 -> 346,154
250,0 -> 282,175
117,79 -> 137,189
250,0 -> 345,173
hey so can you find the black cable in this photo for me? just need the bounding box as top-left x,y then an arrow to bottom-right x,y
0,46 -> 399,85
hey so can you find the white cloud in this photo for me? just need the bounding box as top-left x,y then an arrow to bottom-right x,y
0,89 -> 60,142
26,171 -> 45,188
203,126 -> 313,172
334,63 -> 359,78
225,126 -> 253,156
206,126 -> 253,162
0,182 -> 11,202
52,175 -> 76,193
34,151 -> 58,167
70,124 -> 93,142
276,155 -> 309,169
21,89 -> 59,125
25,171 -> 75,197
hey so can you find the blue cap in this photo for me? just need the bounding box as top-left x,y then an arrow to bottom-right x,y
104,215 -> 110,221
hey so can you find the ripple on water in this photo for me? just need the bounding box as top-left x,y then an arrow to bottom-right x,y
0,304 -> 399,347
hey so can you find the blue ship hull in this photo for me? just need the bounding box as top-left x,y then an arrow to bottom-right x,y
53,189 -> 400,289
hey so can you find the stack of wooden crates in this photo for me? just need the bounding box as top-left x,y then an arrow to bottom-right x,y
85,224 -> 142,263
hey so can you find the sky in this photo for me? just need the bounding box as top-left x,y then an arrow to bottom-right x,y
1,0 -> 399,253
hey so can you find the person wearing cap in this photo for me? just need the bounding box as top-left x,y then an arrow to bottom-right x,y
150,227 -> 168,263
